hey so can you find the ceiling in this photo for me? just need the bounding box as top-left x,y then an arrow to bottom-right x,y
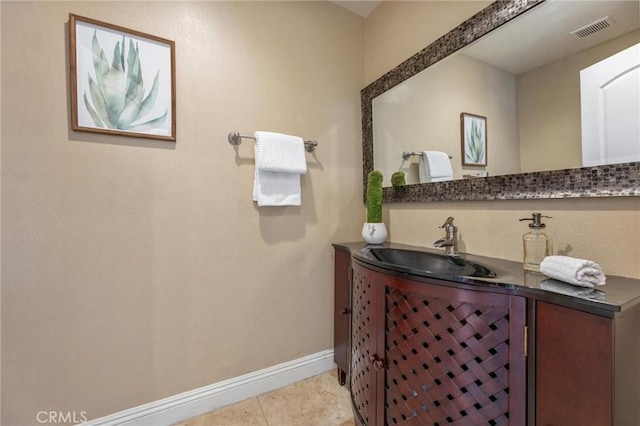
330,0 -> 638,74
463,0 -> 640,75
330,0 -> 381,18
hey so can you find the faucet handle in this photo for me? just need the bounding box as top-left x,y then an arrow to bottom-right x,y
440,217 -> 455,228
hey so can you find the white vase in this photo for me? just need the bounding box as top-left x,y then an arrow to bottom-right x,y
362,222 -> 387,245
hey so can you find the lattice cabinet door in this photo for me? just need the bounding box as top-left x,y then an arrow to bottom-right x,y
351,262 -> 385,426
382,275 -> 526,426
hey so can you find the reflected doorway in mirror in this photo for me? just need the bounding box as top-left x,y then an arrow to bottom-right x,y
580,42 -> 640,167
461,113 -> 487,166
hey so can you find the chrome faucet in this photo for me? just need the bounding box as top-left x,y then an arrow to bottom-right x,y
433,216 -> 458,255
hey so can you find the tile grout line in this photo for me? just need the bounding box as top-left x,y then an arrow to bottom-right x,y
256,396 -> 270,426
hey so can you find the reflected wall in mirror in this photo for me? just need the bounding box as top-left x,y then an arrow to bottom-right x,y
362,0 -> 640,201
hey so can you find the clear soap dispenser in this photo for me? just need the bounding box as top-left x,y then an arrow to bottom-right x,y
519,213 -> 553,272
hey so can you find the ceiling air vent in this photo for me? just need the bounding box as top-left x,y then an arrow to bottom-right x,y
570,16 -> 614,38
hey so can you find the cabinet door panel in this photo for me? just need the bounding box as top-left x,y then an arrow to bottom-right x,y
536,301 -> 612,426
334,248 -> 351,385
351,262 -> 379,425
383,276 -> 526,425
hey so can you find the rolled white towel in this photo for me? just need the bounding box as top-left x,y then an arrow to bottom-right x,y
540,255 -> 606,288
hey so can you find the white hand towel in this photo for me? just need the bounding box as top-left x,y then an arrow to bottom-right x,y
253,168 -> 302,206
253,131 -> 307,207
418,151 -> 453,183
540,255 -> 606,288
255,131 -> 307,174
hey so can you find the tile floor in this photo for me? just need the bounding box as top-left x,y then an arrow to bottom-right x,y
176,370 -> 355,426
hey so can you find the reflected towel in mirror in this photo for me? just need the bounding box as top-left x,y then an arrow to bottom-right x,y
418,151 -> 453,183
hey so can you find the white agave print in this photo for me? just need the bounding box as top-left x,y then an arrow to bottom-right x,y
75,22 -> 172,135
464,117 -> 485,164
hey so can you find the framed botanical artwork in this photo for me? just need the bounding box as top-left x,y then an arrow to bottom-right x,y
460,112 -> 487,166
69,14 -> 176,141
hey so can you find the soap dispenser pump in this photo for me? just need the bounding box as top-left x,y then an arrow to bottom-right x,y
519,213 -> 553,272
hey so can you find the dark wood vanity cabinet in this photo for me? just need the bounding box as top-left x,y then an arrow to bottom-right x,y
349,259 -> 527,425
335,250 -> 640,426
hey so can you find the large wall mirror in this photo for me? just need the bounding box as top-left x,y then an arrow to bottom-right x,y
362,0 -> 639,202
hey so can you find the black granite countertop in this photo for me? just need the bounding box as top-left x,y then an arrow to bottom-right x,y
333,241 -> 640,317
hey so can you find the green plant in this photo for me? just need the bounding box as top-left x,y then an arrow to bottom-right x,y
391,171 -> 406,187
84,31 -> 167,131
366,170 -> 383,223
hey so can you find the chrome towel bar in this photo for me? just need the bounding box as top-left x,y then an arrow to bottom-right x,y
228,131 -> 318,153
402,151 -> 452,161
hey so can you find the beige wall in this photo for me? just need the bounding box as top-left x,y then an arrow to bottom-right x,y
365,0 -> 490,85
365,1 -> 640,279
518,29 -> 640,173
1,1 -> 364,424
2,0 -> 640,424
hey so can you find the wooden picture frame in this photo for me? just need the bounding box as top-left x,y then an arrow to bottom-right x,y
69,14 -> 176,141
461,112 -> 487,166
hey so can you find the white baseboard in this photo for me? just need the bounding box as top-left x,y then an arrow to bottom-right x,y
85,349 -> 335,426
